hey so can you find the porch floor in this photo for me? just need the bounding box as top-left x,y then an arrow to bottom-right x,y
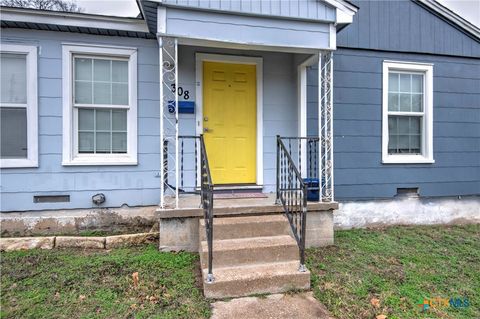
156,193 -> 338,219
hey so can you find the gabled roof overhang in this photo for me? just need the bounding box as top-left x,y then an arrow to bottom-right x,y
416,0 -> 480,41
1,6 -> 154,39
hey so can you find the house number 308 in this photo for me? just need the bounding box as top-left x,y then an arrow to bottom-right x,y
171,84 -> 190,100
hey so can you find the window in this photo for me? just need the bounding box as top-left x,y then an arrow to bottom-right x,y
0,44 -> 38,168
382,61 -> 434,164
62,45 -> 137,165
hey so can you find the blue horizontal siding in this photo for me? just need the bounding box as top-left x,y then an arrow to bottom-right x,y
0,34 -> 300,211
0,28 -> 161,211
307,48 -> 480,200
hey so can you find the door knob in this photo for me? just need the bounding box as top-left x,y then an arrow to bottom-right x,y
203,127 -> 210,133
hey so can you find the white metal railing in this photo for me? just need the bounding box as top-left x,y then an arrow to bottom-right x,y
319,51 -> 334,202
159,37 -> 179,208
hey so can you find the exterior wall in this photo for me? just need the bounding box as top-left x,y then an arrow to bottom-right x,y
336,0 -> 480,58
162,0 -> 336,22
308,48 -> 479,200
0,31 -> 300,212
177,45 -> 299,193
307,0 -> 480,201
0,28 -> 161,211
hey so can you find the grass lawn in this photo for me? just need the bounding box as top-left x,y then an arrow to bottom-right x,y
0,245 -> 210,319
307,224 -> 480,319
1,225 -> 478,319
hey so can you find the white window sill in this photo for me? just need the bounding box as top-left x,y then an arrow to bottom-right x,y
382,155 -> 435,164
0,159 -> 38,168
62,156 -> 137,166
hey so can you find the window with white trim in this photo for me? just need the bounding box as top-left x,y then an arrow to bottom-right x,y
62,45 -> 137,165
0,44 -> 38,168
382,61 -> 434,164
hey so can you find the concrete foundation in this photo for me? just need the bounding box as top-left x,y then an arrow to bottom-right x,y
334,195 -> 480,229
1,196 -> 477,246
305,210 -> 334,247
159,217 -> 199,252
0,206 -> 157,237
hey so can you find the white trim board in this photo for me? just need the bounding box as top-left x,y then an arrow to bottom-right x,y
195,53 -> 264,186
61,44 -> 138,166
382,60 -> 434,164
0,44 -> 38,168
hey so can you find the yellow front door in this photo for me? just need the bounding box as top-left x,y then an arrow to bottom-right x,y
203,61 -> 257,184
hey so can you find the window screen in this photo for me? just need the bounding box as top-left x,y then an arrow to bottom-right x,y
387,72 -> 424,154
74,57 -> 128,105
78,108 -> 127,154
0,53 -> 28,159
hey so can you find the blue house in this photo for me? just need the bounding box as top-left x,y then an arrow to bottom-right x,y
0,0 -> 478,298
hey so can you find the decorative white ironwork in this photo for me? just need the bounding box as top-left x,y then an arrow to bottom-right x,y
159,37 -> 179,208
319,51 -> 334,202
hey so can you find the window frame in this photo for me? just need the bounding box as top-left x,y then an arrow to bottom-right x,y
0,44 -> 38,168
62,44 -> 137,166
382,60 -> 434,164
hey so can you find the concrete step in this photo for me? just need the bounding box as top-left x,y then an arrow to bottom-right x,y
202,261 -> 311,299
199,214 -> 291,241
199,235 -> 298,268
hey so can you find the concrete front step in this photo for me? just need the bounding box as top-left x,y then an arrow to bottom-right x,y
199,214 -> 291,241
199,235 -> 298,268
202,261 -> 311,299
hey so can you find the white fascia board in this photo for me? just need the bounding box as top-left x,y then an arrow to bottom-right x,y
157,6 -> 166,34
417,0 -> 480,40
335,8 -> 354,24
0,7 -> 149,33
323,0 -> 357,25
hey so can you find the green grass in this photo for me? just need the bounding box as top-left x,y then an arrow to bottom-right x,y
2,225 -> 478,319
307,224 -> 480,319
0,245 -> 210,319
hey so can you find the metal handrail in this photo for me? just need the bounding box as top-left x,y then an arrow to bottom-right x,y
199,134 -> 214,283
276,135 -> 308,271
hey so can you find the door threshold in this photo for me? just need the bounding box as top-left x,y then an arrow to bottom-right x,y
215,184 -> 263,191
195,184 -> 263,192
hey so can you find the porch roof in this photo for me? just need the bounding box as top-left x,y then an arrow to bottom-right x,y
137,0 -> 357,50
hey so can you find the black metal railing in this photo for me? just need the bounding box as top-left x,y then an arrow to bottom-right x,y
200,134 -> 214,283
276,136 -> 320,184
162,136 -> 200,194
276,135 -> 308,270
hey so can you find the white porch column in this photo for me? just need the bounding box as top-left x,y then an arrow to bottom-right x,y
319,51 -> 334,202
297,63 -> 307,178
298,54 -> 319,178
158,36 -> 179,209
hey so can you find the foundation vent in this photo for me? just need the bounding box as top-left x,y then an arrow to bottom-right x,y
395,187 -> 419,198
33,195 -> 70,203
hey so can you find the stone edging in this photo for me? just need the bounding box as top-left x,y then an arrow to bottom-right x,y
0,232 -> 159,252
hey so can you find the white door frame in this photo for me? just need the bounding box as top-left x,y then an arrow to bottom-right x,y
195,53 -> 264,186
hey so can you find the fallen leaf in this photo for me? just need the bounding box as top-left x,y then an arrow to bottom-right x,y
54,292 -> 60,299
371,297 -> 381,308
132,272 -> 139,288
376,315 -> 387,319
130,303 -> 137,310
79,295 -> 86,301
